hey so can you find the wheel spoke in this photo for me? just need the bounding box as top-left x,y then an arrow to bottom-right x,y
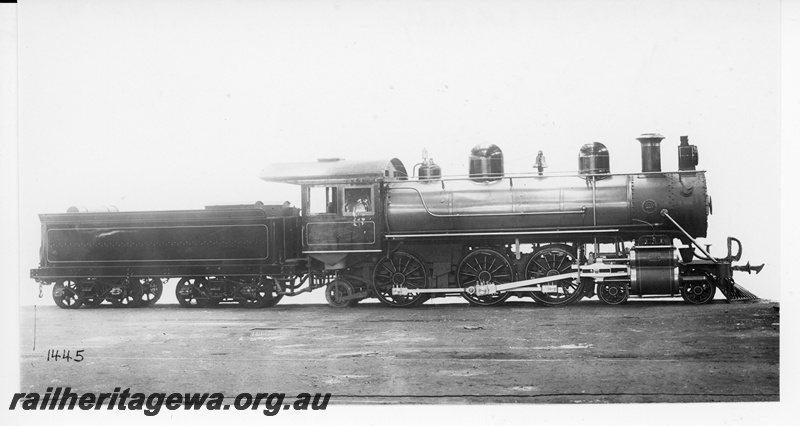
531,258 -> 548,273
526,245 -> 584,307
404,264 -> 422,276
372,252 -> 429,307
489,263 -> 505,274
176,277 -> 211,308
457,248 -> 513,306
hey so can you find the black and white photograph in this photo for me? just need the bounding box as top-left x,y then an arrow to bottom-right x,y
1,0 -> 796,424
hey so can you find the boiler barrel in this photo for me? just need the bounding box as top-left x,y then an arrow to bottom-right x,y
386,172 -> 708,239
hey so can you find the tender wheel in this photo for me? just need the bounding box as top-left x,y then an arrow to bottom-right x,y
175,277 -> 211,308
53,279 -> 83,309
597,281 -> 629,305
457,248 -> 513,306
372,251 -> 430,307
80,278 -> 105,307
325,279 -> 356,308
239,276 -> 281,309
138,278 -> 163,307
525,244 -> 585,306
681,278 -> 717,304
261,277 -> 284,308
263,294 -> 284,308
83,297 -> 104,307
109,279 -> 143,308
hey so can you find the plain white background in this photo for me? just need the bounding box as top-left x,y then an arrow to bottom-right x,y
2,1 -> 796,425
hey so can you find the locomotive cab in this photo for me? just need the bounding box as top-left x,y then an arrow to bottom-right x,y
261,157 -> 408,270
300,183 -> 382,268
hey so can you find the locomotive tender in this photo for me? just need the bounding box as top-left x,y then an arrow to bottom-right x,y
31,133 -> 762,309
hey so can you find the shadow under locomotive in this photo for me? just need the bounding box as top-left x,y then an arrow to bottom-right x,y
31,133 -> 763,309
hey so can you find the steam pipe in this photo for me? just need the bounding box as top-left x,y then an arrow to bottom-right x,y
660,209 -> 718,263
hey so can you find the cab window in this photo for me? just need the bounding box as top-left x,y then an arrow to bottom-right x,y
308,186 -> 338,214
343,187 -> 373,215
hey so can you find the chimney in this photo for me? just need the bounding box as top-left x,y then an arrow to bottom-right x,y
636,133 -> 665,173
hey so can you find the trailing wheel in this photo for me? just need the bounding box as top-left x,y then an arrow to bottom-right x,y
597,281 -> 629,305
372,251 -> 430,307
53,279 -> 83,309
344,278 -> 369,306
175,277 -> 211,308
457,248 -> 513,306
525,244 -> 585,306
325,279 -> 356,308
681,277 -> 717,304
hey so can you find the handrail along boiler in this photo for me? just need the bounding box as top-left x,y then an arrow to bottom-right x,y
31,134 -> 762,308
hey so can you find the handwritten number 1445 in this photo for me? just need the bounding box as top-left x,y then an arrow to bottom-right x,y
46,349 -> 84,362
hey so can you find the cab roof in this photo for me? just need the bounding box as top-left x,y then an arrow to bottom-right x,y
260,158 -> 408,185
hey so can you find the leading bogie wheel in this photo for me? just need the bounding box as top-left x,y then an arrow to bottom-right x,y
524,244 -> 585,307
597,281 -> 629,305
681,278 -> 717,304
456,248 -> 513,306
53,279 -> 83,309
372,251 -> 430,307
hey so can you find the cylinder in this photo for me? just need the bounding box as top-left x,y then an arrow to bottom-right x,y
629,245 -> 680,296
469,144 -> 504,181
578,142 -> 610,174
636,133 -> 665,173
678,135 -> 698,171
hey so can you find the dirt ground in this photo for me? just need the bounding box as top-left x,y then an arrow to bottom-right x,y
17,297 -> 779,405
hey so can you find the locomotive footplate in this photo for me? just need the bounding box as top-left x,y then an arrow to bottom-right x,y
392,263 -> 629,297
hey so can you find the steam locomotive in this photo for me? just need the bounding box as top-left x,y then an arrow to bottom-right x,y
31,133 -> 762,309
